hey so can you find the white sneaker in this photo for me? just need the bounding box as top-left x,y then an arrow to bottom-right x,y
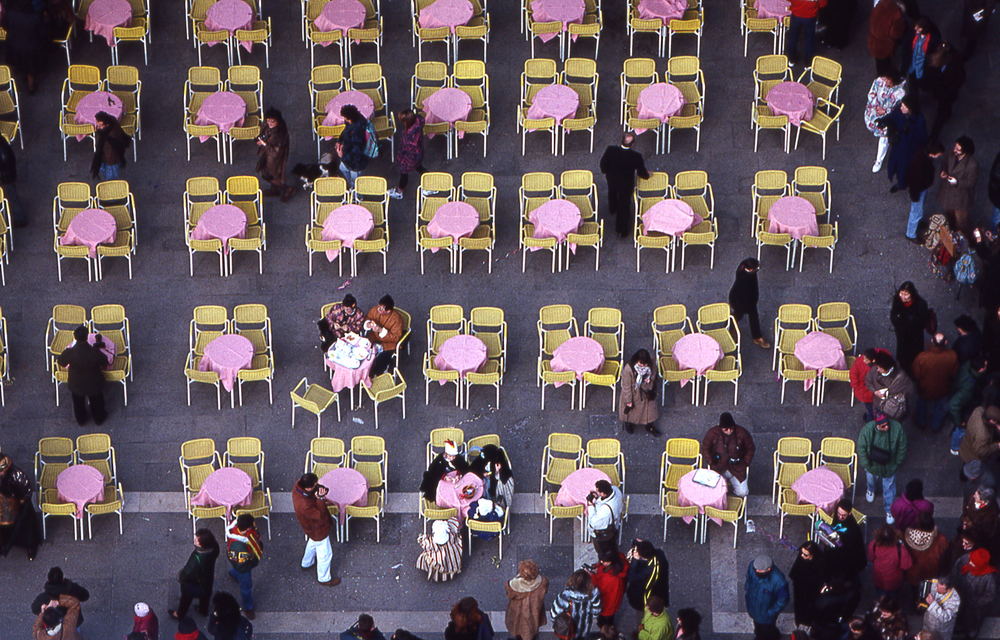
866,489 -> 875,503
388,188 -> 403,200
885,513 -> 895,525
871,161 -> 883,173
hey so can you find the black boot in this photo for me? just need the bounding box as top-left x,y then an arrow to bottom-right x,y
624,422 -> 634,434
645,424 -> 662,435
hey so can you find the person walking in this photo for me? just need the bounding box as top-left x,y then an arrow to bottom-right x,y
388,108 -> 425,200
700,412 -> 756,496
588,549 -> 629,636
889,281 -> 933,373
902,513 -> 950,589
904,18 -> 938,90
784,0 -> 828,65
169,529 -> 221,620
255,108 -> 293,202
905,142 -> 945,242
0,133 -> 24,227
30,568 -> 90,627
828,499 -> 868,581
858,413 -> 908,522
445,598 -> 493,640
336,104 -> 370,190
865,352 -> 916,422
549,570 -> 601,640
599,133 -> 649,238
504,560 -> 548,640
912,333 -> 959,432
619,349 -> 660,435
923,577 -> 961,640
674,608 -> 702,640
744,555 -> 789,640
132,603 -> 159,640
883,97 -> 928,194
788,541 -> 828,629
938,136 -> 979,235
292,473 -> 340,586
729,257 -> 770,349
867,525 -> 913,596
175,617 -> 209,640
953,315 -> 983,363
342,614 -> 387,640
206,592 -> 253,640
226,514 -> 262,620
57,326 -> 108,426
637,596 -> 673,640
90,112 -> 130,181
868,0 -> 906,76
953,548 -> 998,640
864,74 -> 906,174
958,405 -> 1000,465
626,539 -> 670,611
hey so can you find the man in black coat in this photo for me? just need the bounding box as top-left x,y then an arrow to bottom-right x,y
728,258 -> 771,348
56,326 -> 107,425
626,538 -> 669,610
30,567 -> 90,626
599,133 -> 650,238
905,141 -> 944,242
0,134 -> 23,227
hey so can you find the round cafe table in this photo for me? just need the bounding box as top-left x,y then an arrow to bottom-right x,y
794,331 -> 847,390
433,334 -> 488,379
190,467 -> 253,518
418,0 -> 474,33
768,195 -> 818,239
766,81 -> 816,126
325,341 -> 376,392
436,471 -> 484,523
198,334 -> 254,392
321,204 -> 373,261
526,84 -> 580,126
754,0 -> 790,18
428,202 -> 479,246
676,469 -> 728,523
529,199 -> 582,248
195,92 -> 247,137
423,88 -> 473,137
85,0 -> 132,45
642,199 -> 700,236
634,83 -> 685,134
192,204 -> 247,253
320,467 -> 368,523
638,0 -> 688,24
551,336 -> 605,381
672,333 -> 722,381
530,0 -> 585,40
323,90 -> 376,129
74,92 -> 124,138
314,0 -> 367,36
791,466 -> 845,514
205,0 -> 254,36
555,467 -> 612,507
61,208 -> 117,258
56,465 -> 106,518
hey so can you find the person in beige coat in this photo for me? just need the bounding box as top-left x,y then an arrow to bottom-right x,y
619,349 -> 660,435
32,594 -> 81,640
938,136 -> 979,234
504,560 -> 549,640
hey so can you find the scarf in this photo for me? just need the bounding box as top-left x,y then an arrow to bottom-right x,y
509,575 -> 543,593
961,549 -> 998,576
634,364 -> 652,388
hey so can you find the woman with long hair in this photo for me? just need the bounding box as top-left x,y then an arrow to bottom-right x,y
867,525 -> 912,597
789,541 -> 828,629
445,597 -> 493,640
619,349 -> 660,435
169,529 -> 221,620
388,108 -> 425,199
206,592 -> 252,640
256,108 -> 294,201
504,560 -> 548,640
890,281 -> 932,372
550,570 -> 601,640
675,608 -> 702,640
589,549 -> 629,636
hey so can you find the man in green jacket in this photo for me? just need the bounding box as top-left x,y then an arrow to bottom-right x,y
857,413 -> 908,525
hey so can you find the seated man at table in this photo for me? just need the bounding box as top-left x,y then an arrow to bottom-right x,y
586,479 -> 624,556
364,295 -> 404,377
419,440 -> 469,503
700,412 -> 756,497
318,294 -> 366,351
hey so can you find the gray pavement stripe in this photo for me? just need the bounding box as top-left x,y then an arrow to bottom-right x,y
248,610 -> 541,634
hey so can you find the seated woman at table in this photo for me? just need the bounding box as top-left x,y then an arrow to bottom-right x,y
417,517 -> 462,582
365,295 -> 404,377
470,444 -> 514,509
0,454 -> 41,560
619,349 -> 660,435
318,294 -> 366,351
466,498 -> 504,539
420,440 -> 469,503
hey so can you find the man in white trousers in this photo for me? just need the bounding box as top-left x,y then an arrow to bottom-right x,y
292,473 -> 341,586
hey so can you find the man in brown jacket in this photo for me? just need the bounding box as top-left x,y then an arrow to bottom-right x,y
292,473 -> 340,586
959,406 -> 1000,463
33,594 -> 82,640
912,333 -> 959,432
701,412 -> 756,496
365,294 -> 404,377
868,0 -> 906,76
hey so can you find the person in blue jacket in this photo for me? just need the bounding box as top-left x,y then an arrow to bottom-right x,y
744,555 -> 789,640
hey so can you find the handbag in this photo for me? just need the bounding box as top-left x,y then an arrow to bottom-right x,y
880,392 -> 907,419
552,602 -> 576,640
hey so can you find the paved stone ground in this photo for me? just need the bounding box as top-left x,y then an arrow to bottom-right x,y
0,0 -> 999,637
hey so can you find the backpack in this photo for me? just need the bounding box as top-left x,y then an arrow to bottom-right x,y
363,121 -> 379,159
923,214 -> 948,250
954,252 -> 980,284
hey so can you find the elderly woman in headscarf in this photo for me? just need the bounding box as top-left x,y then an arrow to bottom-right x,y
954,548 -> 997,639
505,560 -> 548,640
256,108 -> 294,202
417,517 -> 462,582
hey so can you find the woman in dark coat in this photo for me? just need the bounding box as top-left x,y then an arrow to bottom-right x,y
728,257 -> 770,349
828,500 -> 867,582
445,597 -> 493,640
388,108 -> 425,200
819,0 -> 857,49
890,281 -> 932,373
789,541 -> 829,628
882,97 -> 928,193
169,529 -> 221,620
2,0 -> 47,93
256,108 -> 293,202
0,454 -> 41,560
206,592 -> 252,640
469,444 -> 514,509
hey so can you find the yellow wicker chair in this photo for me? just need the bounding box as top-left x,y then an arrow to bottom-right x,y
818,437 -> 857,500
304,437 -> 346,476
702,495 -> 746,547
779,488 -> 816,539
538,358 -> 576,410
819,355 -> 855,405
360,369 -> 406,429
662,490 -> 700,542
772,436 -> 813,503
659,437 -> 701,497
799,222 -> 838,273
40,489 -> 80,540
544,492 -> 584,543
291,377 -> 340,438
85,482 -> 124,538
539,432 -> 583,493
344,491 -> 384,542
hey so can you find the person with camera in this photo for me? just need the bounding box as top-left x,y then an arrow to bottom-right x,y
858,413 -> 908,524
586,480 -> 623,556
700,412 -> 756,497
626,539 -> 669,612
292,473 -> 340,587
922,577 -> 961,640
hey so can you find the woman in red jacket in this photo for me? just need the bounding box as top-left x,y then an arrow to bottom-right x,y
851,348 -> 891,422
867,525 -> 913,597
589,550 -> 629,638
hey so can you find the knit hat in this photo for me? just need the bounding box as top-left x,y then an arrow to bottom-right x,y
443,440 -> 459,456
431,519 -> 450,545
178,617 -> 198,634
753,554 -> 772,571
134,602 -> 150,617
875,413 -> 889,425
719,412 -> 735,429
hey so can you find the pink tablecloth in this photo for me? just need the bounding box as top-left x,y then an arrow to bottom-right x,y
529,198 -> 582,251
551,336 -> 604,383
754,0 -> 790,18
555,467 -> 612,506
84,0 -> 132,45
768,195 -> 818,239
320,467 -> 368,522
633,83 -> 685,134
56,465 -> 106,518
791,466 -> 845,514
205,0 -> 253,37
766,81 -> 815,126
530,0 -> 585,41
198,334 -> 254,392
677,469 -> 728,524
68,333 -> 117,367
436,471 -> 483,523
314,0 -> 366,36
321,204 -> 373,261
794,331 -> 847,390
326,344 -> 376,392
419,0 -> 474,33
433,334 -> 487,380
642,199 -> 700,236
322,91 -> 376,139
74,92 -> 124,140
195,92 -> 247,140
61,208 -> 117,258
190,467 -> 253,517
192,204 -> 247,253
638,0 -> 687,24
427,201 -> 479,247
424,88 -> 473,138
672,333 -> 722,385
526,84 -> 580,126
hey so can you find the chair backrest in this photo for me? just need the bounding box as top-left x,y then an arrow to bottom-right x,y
39,437 -> 75,460
429,427 -> 465,452
753,169 -> 788,194
429,304 -> 464,328
233,303 -> 268,325
469,306 -> 504,331
68,64 -> 101,89
467,434 -> 501,454
696,303 -> 732,328
307,437 -> 346,471
622,57 -> 657,82
776,436 -> 813,461
587,307 -> 622,329
187,66 -> 222,91
809,56 -> 842,85
816,302 -> 851,323
193,305 -> 228,329
226,175 -> 260,198
349,435 -> 386,458
665,437 -> 700,462
636,172 -> 670,199
586,438 -> 621,460
106,65 -> 139,89
186,176 -> 220,200
453,59 -> 486,81
754,54 -> 788,78
819,437 -> 855,463
546,432 -> 582,455
52,304 -> 87,328
523,58 -> 558,83
180,438 -> 217,465
538,304 -> 574,328
777,303 -> 813,327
